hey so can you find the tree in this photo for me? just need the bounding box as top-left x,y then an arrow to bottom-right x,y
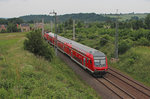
99,34 -> 111,46
130,19 -> 144,30
7,18 -> 24,24
24,30 -> 53,61
145,14 -> 150,29
118,39 -> 133,54
0,19 -> 8,24
7,23 -> 18,32
0,29 -> 7,33
77,21 -> 83,28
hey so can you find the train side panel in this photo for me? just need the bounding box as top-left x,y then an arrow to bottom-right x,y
46,32 -> 107,74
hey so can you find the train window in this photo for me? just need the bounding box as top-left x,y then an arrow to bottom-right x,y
94,59 -> 106,67
90,60 -> 92,64
101,60 -> 106,66
87,58 -> 88,63
83,58 -> 85,66
94,60 -> 100,66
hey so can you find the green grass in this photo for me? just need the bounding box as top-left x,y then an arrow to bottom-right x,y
105,13 -> 148,21
110,46 -> 150,87
81,36 -> 150,87
0,32 -> 100,99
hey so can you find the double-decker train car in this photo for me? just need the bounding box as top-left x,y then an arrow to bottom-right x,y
44,32 -> 108,76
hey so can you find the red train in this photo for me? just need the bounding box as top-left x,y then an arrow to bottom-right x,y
44,32 -> 108,76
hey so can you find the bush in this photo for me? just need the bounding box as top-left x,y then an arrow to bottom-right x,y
99,34 -> 112,46
137,37 -> 150,46
119,39 -> 133,54
0,88 -> 8,99
24,30 -> 53,61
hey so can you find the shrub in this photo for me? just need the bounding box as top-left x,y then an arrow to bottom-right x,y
99,34 -> 112,46
119,39 -> 133,54
0,88 -> 8,99
87,33 -> 97,39
137,37 -> 150,46
24,30 -> 53,61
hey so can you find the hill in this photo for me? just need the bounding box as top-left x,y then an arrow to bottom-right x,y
106,13 -> 149,21
19,13 -> 113,23
19,13 -> 149,23
0,32 -> 100,98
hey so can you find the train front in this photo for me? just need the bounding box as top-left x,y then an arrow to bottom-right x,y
93,51 -> 108,75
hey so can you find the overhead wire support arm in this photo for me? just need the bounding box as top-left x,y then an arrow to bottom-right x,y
49,10 -> 58,56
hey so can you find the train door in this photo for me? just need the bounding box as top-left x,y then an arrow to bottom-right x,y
83,58 -> 85,67
71,50 -> 72,58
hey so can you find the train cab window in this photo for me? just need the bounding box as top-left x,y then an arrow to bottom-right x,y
94,60 -> 101,66
94,57 -> 106,67
87,58 -> 88,63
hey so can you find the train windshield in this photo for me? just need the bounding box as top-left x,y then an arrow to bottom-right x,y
94,57 -> 106,67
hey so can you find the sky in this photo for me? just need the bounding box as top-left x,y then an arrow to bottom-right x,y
0,0 -> 150,18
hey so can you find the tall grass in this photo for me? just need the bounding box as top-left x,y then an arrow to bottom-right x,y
111,46 -> 150,87
0,32 -> 100,98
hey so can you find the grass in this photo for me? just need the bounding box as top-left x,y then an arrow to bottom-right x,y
105,13 -> 148,21
0,32 -> 100,99
81,37 -> 150,87
110,46 -> 150,87
60,31 -> 150,87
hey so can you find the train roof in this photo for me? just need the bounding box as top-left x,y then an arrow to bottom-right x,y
48,32 -> 105,57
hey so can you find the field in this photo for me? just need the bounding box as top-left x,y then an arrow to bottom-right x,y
0,32 -> 100,98
105,13 -> 148,21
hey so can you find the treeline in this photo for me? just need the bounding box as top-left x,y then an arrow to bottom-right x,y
55,14 -> 150,34
19,13 -> 114,23
0,18 -> 24,25
0,18 -> 24,33
110,15 -> 150,29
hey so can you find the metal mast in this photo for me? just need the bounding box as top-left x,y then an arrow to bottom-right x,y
73,20 -> 75,40
115,9 -> 119,59
50,11 -> 57,56
50,21 -> 53,32
42,18 -> 44,37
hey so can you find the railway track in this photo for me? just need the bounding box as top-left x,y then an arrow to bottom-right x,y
57,49 -> 150,99
96,77 -> 135,99
107,67 -> 150,99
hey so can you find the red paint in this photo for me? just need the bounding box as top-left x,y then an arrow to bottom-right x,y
44,32 -> 108,74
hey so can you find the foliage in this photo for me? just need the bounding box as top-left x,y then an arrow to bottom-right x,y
20,13 -> 113,23
59,20 -> 150,87
118,39 -> 133,54
0,18 -> 24,33
7,23 -> 18,32
137,37 -> 150,46
99,34 -> 112,46
0,18 -> 24,25
111,47 -> 150,87
7,18 -> 24,24
0,32 -> 100,98
0,29 -> 7,33
145,14 -> 150,29
24,30 -> 53,61
0,19 -> 8,24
